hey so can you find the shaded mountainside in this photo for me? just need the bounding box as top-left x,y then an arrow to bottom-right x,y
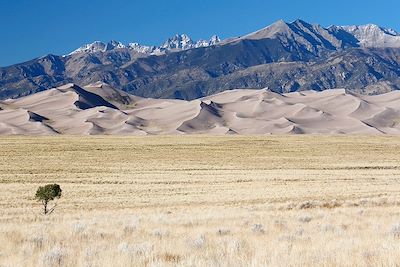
1,19 -> 400,100
1,82 -> 400,135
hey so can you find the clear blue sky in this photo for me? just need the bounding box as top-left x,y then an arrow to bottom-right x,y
1,0 -> 399,66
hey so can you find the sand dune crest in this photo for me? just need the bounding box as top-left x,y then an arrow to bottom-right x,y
0,84 -> 399,135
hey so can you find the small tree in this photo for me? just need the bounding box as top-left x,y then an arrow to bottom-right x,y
35,184 -> 62,214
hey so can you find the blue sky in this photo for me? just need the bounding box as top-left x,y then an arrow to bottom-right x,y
0,0 -> 399,66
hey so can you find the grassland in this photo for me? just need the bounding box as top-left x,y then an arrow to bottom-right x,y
1,135 -> 400,266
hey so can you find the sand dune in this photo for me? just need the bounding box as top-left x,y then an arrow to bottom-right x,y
0,83 -> 400,135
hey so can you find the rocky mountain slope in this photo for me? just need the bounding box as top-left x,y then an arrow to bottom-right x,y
1,83 -> 400,135
0,19 -> 400,100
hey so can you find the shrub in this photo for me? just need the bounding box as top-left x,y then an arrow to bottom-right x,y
251,224 -> 265,234
217,228 -> 231,236
35,184 -> 62,214
298,215 -> 312,223
42,245 -> 66,266
390,223 -> 400,238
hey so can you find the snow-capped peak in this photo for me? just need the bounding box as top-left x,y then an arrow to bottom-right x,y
106,40 -> 126,50
331,24 -> 400,48
68,34 -> 221,56
69,40 -> 126,55
209,35 -> 221,45
340,24 -> 399,35
127,43 -> 158,54
161,34 -> 195,50
160,33 -> 221,50
69,41 -> 107,55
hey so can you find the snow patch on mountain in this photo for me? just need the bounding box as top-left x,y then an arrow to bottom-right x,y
69,40 -> 126,55
330,24 -> 400,48
127,43 -> 159,54
67,20 -> 400,56
69,34 -> 221,56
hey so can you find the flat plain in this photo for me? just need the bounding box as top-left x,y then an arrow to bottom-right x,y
1,135 -> 400,266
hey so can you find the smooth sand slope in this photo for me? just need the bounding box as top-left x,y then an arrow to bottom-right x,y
1,82 -> 400,135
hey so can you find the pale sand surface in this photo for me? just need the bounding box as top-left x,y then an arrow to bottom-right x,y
1,83 -> 400,135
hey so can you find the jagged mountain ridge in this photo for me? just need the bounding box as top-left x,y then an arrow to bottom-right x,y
329,24 -> 400,48
68,34 -> 221,56
1,19 -> 400,100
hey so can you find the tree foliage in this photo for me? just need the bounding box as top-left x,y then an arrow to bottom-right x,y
35,184 -> 62,214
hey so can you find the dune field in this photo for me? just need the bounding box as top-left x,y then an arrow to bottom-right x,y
1,83 -> 400,135
1,135 -> 400,266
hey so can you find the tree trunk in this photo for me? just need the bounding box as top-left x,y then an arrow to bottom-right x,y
43,200 -> 48,214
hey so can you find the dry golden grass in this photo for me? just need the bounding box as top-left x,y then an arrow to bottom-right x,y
1,135 -> 400,266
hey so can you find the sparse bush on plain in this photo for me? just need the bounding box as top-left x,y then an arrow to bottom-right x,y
390,223 -> 400,238
217,228 -> 231,236
161,252 -> 182,263
152,229 -> 170,239
298,201 -> 315,209
298,215 -> 312,223
71,221 -> 86,234
188,235 -> 206,249
118,242 -> 154,256
29,233 -> 46,249
123,216 -> 140,234
42,245 -> 65,266
251,224 -> 265,234
35,184 -> 62,215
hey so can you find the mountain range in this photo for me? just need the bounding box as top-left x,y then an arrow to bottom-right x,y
1,19 -> 400,100
68,34 -> 221,56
